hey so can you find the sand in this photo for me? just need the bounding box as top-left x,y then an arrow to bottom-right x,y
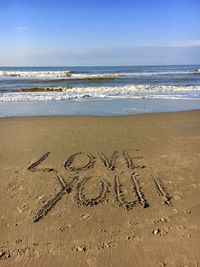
0,110 -> 200,267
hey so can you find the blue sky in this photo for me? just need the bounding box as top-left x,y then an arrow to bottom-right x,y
0,0 -> 200,66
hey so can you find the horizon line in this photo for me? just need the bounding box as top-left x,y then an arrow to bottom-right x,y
0,63 -> 200,68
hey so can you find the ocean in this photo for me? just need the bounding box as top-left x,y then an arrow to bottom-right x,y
0,65 -> 200,116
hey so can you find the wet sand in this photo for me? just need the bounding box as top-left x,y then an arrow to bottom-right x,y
0,110 -> 200,267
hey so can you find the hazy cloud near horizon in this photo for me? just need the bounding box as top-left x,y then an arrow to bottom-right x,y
171,40 -> 200,47
1,46 -> 200,66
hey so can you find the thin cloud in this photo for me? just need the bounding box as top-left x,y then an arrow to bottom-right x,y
16,26 -> 28,31
172,40 -> 200,47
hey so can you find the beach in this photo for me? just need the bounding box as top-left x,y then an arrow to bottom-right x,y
0,110 -> 200,266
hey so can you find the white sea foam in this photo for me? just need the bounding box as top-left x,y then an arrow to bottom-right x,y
0,70 -> 72,79
194,69 -> 200,73
0,85 -> 200,102
0,69 -> 197,80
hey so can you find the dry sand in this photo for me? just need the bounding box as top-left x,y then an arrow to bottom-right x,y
0,110 -> 200,267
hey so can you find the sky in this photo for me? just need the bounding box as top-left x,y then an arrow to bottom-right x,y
0,0 -> 200,66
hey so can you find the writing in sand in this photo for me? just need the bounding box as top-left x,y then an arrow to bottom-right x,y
27,150 -> 172,222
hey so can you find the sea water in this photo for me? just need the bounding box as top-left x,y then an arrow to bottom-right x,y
0,65 -> 200,116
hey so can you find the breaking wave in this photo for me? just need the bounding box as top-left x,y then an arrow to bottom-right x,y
0,69 -> 199,81
0,85 -> 200,102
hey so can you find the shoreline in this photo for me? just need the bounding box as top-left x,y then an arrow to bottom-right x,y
1,98 -> 200,117
0,108 -> 200,119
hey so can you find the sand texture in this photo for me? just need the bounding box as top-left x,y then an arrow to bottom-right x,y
0,111 -> 200,267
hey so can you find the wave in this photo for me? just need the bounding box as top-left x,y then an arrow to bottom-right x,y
19,87 -> 72,92
1,85 -> 200,102
0,70 -> 73,79
0,69 -> 199,80
194,69 -> 200,73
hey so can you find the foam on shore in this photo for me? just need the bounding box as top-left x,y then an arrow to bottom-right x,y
0,84 -> 200,102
